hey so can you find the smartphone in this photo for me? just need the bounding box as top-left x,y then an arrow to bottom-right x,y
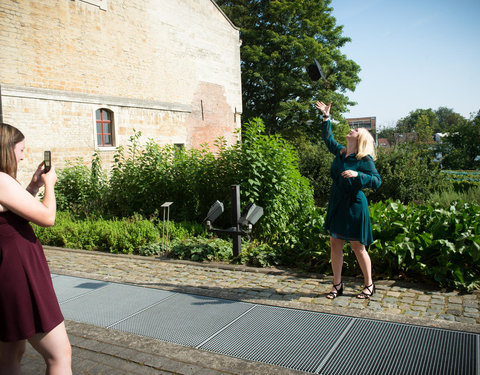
44,151 -> 51,173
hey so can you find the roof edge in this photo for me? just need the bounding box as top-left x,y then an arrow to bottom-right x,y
210,0 -> 240,31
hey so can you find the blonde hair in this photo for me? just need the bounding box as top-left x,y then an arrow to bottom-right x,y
356,128 -> 376,161
0,123 -> 25,179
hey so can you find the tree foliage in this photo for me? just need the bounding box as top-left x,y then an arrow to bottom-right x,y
440,110 -> 480,170
215,0 -> 361,133
381,107 -> 469,143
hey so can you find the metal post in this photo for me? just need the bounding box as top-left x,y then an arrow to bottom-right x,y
231,185 -> 241,257
161,202 -> 173,251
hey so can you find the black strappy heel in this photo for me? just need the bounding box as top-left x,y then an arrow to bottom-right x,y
357,283 -> 375,299
326,282 -> 343,299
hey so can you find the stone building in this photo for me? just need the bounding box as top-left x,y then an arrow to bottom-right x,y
0,0 -> 242,184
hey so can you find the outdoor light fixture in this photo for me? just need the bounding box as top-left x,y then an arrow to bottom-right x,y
204,185 -> 263,257
239,203 -> 264,229
205,200 -> 224,227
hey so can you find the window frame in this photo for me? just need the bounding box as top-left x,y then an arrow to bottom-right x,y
95,108 -> 115,149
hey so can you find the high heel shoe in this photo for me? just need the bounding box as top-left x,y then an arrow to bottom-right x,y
326,282 -> 343,299
357,283 -> 375,299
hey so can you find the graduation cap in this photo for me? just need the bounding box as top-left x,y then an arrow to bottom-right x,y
307,58 -> 327,82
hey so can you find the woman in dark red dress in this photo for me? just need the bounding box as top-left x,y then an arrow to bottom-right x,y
0,123 -> 71,374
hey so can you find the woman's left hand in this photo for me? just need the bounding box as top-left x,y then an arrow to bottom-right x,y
342,170 -> 358,179
28,162 -> 46,191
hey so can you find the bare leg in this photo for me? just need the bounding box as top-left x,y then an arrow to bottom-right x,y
0,340 -> 26,375
350,241 -> 374,296
328,236 -> 344,295
28,322 -> 72,375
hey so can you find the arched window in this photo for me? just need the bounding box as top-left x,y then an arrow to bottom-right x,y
96,109 -> 114,146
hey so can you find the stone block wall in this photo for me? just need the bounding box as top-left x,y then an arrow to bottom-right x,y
0,0 -> 242,184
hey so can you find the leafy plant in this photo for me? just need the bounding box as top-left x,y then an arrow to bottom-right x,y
370,200 -> 480,291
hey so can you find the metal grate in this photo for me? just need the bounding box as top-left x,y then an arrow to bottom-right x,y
52,274 -> 109,303
318,318 -> 479,375
199,304 -> 353,373
52,275 -> 480,374
59,281 -> 175,328
110,293 -> 255,347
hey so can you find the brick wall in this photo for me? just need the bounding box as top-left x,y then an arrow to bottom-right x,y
0,0 -> 242,184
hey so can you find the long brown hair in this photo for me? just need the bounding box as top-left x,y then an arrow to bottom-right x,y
0,123 -> 25,179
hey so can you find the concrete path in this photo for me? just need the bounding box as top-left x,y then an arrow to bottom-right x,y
21,246 -> 479,374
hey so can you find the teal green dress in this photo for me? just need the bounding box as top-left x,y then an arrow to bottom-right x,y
321,119 -> 382,245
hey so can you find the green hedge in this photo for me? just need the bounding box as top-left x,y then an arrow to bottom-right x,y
55,119 -> 314,245
36,200 -> 480,291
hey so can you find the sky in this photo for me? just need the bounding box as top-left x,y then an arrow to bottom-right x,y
331,0 -> 480,129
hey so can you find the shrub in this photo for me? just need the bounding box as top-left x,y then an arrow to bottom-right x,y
35,212 -> 160,254
54,119 -> 315,245
368,144 -> 442,204
55,153 -> 107,218
168,237 -> 233,262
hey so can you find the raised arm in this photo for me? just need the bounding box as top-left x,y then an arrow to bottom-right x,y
0,166 -> 57,227
315,101 -> 344,155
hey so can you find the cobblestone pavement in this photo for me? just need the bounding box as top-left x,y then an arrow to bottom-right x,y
44,246 -> 479,334
21,246 -> 479,374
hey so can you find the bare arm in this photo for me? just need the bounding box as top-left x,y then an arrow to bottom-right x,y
0,166 -> 57,227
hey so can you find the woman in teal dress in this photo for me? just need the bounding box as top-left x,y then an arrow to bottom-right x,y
315,101 -> 382,299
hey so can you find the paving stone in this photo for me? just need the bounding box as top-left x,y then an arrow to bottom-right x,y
404,311 -> 421,317
331,298 -> 349,307
448,296 -> 463,304
386,291 -> 401,298
438,314 -> 455,321
349,303 -> 366,310
411,305 -> 428,312
417,295 -> 431,302
384,308 -> 402,315
365,302 -> 383,312
447,303 -> 463,310
455,316 -> 477,324
382,297 -> 399,304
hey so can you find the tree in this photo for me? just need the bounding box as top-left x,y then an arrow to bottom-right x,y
394,107 -> 468,144
435,107 -> 467,133
440,110 -> 480,170
415,113 -> 434,143
396,109 -> 438,135
215,0 -> 361,133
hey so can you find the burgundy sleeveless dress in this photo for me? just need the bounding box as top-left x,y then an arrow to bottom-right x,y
0,211 -> 64,342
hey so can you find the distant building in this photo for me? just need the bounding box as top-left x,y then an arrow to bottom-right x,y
394,132 -> 418,144
346,117 -> 376,133
377,138 -> 391,147
346,116 -> 376,142
433,132 -> 449,142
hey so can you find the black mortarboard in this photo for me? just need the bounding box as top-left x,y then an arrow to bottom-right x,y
307,58 -> 327,82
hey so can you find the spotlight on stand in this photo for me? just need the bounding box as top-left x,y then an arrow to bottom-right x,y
203,185 -> 263,257
239,203 -> 264,233
204,200 -> 224,229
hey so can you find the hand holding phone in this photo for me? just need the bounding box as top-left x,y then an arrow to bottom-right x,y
44,151 -> 51,173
